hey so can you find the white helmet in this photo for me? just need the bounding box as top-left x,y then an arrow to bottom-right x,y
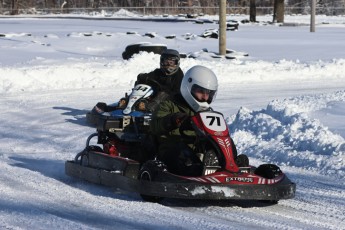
180,65 -> 218,112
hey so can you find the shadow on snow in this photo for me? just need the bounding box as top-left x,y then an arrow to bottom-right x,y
53,106 -> 94,127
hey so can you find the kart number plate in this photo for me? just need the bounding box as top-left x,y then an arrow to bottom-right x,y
200,112 -> 227,132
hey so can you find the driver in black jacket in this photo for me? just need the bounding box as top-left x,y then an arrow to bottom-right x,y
95,49 -> 183,113
135,49 -> 184,96
133,49 -> 184,112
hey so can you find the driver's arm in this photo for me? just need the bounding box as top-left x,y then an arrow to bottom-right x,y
135,73 -> 148,85
150,100 -> 188,135
151,100 -> 176,134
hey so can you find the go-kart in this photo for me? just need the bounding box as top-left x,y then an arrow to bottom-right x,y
86,83 -> 156,125
66,87 -> 296,202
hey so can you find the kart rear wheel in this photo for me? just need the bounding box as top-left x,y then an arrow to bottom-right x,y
254,164 -> 282,179
139,162 -> 163,203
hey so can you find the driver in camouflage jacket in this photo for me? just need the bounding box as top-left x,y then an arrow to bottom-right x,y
150,65 -> 218,176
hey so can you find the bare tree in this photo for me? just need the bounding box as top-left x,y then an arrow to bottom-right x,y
11,0 -> 19,15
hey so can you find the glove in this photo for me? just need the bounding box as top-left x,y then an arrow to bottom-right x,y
163,112 -> 189,131
118,97 -> 127,108
170,112 -> 189,128
94,102 -> 107,113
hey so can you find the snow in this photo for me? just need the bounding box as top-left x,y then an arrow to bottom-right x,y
1,12 -> 345,229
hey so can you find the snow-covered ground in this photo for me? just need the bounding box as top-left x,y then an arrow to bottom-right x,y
1,12 -> 345,229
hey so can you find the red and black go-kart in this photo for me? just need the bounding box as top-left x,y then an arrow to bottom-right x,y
65,95 -> 296,202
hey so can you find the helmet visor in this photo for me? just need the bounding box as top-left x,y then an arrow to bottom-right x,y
160,56 -> 179,74
161,57 -> 179,66
191,84 -> 217,104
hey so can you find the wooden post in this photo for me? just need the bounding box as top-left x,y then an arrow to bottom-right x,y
219,0 -> 226,55
310,0 -> 316,32
249,0 -> 256,22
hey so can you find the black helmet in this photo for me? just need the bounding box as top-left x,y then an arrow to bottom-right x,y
160,49 -> 180,75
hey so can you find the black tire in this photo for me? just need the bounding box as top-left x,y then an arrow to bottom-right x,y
225,55 -> 236,60
126,31 -> 138,35
254,164 -> 282,179
165,35 -> 176,39
125,42 -> 150,53
138,44 -> 167,55
210,33 -> 219,39
144,32 -> 156,38
124,42 -> 151,59
122,51 -> 131,60
180,53 -> 187,58
235,154 -> 249,167
138,161 -> 165,202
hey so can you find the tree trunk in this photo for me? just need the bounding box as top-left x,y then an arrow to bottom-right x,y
249,0 -> 256,22
273,0 -> 284,23
11,0 -> 19,15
